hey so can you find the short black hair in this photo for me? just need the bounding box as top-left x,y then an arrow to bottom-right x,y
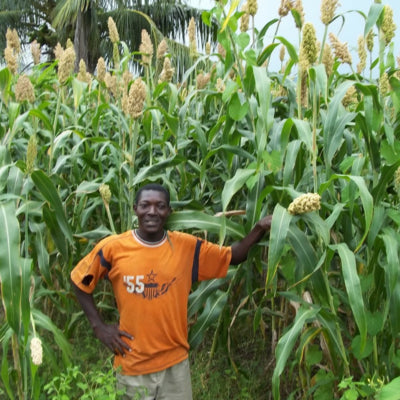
135,183 -> 170,205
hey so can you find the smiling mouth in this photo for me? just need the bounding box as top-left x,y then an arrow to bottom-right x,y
144,220 -> 160,226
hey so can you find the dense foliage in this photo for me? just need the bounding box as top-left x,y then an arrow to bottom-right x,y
1,0 -> 400,398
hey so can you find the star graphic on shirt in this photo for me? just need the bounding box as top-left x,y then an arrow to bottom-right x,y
146,270 -> 157,282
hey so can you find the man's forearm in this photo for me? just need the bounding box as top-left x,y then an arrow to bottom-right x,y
72,282 -> 105,330
230,218 -> 271,265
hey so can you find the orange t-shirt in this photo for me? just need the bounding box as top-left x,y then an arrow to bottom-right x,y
70,230 -> 232,375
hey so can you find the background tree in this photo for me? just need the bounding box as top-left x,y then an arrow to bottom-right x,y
0,0 -> 62,63
1,0 -> 217,73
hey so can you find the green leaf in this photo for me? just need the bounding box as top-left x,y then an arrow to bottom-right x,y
275,36 -> 299,63
272,307 -> 319,399
293,118 -> 312,152
237,32 -> 250,50
167,211 -> 245,240
323,81 -> 355,165
32,308 -> 72,363
228,92 -> 249,121
364,3 -> 384,36
188,269 -> 234,317
302,213 -> 330,246
283,140 -> 301,186
221,168 -> 256,212
72,78 -> 87,108
320,174 -> 373,252
253,66 -> 271,118
309,64 -> 328,103
287,226 -> 326,299
29,108 -> 53,132
31,223 -> 51,284
74,226 -> 113,241
0,202 -> 30,335
189,290 -> 228,348
377,377 -> 400,400
257,43 -> 280,66
43,203 -> 69,260
380,229 -> 399,295
31,170 -> 73,250
330,243 -> 367,352
131,155 -> 185,187
266,204 -> 292,287
0,67 -> 12,102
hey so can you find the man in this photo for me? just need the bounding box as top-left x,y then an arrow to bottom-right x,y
71,183 -> 272,399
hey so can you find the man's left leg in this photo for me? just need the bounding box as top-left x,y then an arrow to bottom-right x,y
156,358 -> 193,400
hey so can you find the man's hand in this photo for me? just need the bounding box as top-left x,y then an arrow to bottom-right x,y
71,283 -> 133,356
230,214 -> 273,265
256,214 -> 272,232
93,323 -> 133,356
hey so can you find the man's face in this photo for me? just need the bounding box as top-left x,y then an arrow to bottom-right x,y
134,190 -> 171,239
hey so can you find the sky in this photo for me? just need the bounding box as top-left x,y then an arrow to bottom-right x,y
187,0 -> 400,74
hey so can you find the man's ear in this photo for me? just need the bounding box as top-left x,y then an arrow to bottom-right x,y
133,204 -> 137,214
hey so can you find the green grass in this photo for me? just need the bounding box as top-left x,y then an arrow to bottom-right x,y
191,325 -> 274,400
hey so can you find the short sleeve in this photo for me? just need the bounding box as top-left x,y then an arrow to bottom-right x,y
70,240 -> 111,293
197,241 -> 232,281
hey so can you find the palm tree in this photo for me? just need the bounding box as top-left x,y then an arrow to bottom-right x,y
1,0 -> 216,73
52,0 -> 217,72
0,0 -> 71,64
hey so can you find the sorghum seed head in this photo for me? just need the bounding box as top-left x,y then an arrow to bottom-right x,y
322,43 -> 334,76
394,167 -> 400,192
157,39 -> 168,59
188,18 -> 197,57
96,57 -> 106,82
288,193 -> 321,215
105,73 -> 122,98
379,72 -> 389,96
123,70 -> 133,88
30,337 -> 43,366
99,183 -> 112,204
278,0 -> 293,17
329,32 -> 352,65
300,23 -> 318,66
188,17 -> 196,44
240,3 -> 250,32
248,0 -> 258,16
54,43 -> 64,61
366,30 -> 374,52
127,77 -> 147,119
357,36 -> 367,74
31,40 -> 41,65
159,57 -> 174,83
381,5 -> 396,46
4,46 -> 17,74
15,75 -> 35,103
77,59 -> 91,84
58,46 -> 76,84
321,0 -> 340,25
26,134 -> 38,174
216,78 -> 225,93
108,17 -> 120,43
342,86 -> 357,107
205,42 -> 211,55
196,72 -> 210,89
6,28 -> 21,54
279,45 -> 286,62
139,29 -> 154,66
